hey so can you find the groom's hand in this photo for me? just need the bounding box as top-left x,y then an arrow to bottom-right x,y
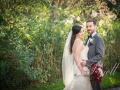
81,59 -> 87,66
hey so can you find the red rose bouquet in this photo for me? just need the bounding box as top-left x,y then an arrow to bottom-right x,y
90,64 -> 104,84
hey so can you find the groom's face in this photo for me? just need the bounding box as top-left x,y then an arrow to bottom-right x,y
86,22 -> 96,35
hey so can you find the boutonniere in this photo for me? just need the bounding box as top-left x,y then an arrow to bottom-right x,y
89,38 -> 94,44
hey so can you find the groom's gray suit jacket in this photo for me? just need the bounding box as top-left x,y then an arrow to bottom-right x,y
85,34 -> 104,67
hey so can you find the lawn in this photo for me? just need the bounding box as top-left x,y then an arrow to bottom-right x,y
22,72 -> 120,90
102,72 -> 120,90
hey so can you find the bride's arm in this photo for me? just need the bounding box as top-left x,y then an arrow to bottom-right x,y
74,41 -> 87,76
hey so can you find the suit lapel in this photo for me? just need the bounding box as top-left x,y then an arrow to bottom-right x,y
85,33 -> 98,46
88,34 -> 98,46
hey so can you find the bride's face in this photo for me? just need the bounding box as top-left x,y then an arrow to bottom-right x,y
76,28 -> 84,39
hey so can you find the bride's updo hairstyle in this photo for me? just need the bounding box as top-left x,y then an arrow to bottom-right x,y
70,25 -> 82,53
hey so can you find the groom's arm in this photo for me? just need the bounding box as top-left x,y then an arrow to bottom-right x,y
86,37 -> 104,66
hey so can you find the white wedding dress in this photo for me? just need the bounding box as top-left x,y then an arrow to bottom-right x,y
63,46 -> 92,90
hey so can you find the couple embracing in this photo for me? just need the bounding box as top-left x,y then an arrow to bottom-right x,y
62,19 -> 104,90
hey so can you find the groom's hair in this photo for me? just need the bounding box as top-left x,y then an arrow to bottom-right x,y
86,19 -> 96,25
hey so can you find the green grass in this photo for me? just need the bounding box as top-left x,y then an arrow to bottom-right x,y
22,79 -> 64,90
22,72 -> 120,90
102,72 -> 120,89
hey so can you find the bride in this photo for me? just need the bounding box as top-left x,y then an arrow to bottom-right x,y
62,25 -> 92,90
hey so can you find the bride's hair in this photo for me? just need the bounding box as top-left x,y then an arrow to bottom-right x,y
70,25 -> 82,53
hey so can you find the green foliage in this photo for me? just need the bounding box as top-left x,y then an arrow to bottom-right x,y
102,72 -> 120,89
0,0 -> 75,88
101,19 -> 120,70
0,59 -> 28,89
21,79 -> 64,90
18,72 -> 120,90
0,0 -> 120,89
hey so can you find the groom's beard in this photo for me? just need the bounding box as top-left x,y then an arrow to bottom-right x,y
87,29 -> 95,35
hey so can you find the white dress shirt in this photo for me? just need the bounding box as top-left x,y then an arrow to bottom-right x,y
86,32 -> 96,46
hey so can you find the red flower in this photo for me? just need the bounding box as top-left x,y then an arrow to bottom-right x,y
90,64 -> 103,84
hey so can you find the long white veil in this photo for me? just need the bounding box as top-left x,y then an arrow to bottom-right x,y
62,30 -> 74,87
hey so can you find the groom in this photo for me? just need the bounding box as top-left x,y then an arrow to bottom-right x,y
82,19 -> 104,90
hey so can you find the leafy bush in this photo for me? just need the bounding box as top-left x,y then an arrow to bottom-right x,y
0,0 -> 120,89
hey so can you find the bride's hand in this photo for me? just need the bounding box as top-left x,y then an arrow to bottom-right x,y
81,71 -> 88,76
